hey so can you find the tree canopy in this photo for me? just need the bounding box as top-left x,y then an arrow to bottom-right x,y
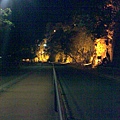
0,8 -> 13,55
0,8 -> 13,31
43,0 -> 120,65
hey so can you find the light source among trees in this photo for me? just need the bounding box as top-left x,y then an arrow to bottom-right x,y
35,39 -> 49,62
40,0 -> 120,67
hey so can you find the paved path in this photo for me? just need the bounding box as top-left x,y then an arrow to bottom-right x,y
0,66 -> 58,120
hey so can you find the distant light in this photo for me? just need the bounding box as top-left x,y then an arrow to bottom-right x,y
22,59 -> 25,62
74,24 -> 77,26
54,30 -> 56,32
43,43 -> 47,47
0,56 -> 2,58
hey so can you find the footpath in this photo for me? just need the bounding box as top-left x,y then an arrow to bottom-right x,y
0,65 -> 59,120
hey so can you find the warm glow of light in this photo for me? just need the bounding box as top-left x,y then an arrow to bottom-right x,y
106,29 -> 114,40
95,40 -> 107,57
54,52 -> 72,63
92,36 -> 113,67
34,57 -> 38,62
54,30 -> 56,32
22,58 -> 30,62
22,59 -> 25,62
106,4 -> 114,8
43,43 -> 47,47
26,59 -> 30,62
66,56 -> 72,63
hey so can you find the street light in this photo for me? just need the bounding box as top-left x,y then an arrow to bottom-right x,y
54,29 -> 56,32
43,43 -> 47,47
0,0 -> 10,9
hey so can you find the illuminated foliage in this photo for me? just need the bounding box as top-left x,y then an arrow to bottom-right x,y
72,0 -> 120,39
36,39 -> 49,62
43,0 -> 120,65
0,8 -> 13,31
71,0 -> 120,66
0,8 -> 13,52
44,21 -> 94,63
69,27 -> 94,63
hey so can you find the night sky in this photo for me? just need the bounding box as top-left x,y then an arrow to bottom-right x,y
0,0 -> 93,55
0,0 -> 79,48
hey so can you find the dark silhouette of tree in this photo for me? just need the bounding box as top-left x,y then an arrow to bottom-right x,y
45,0 -> 120,65
0,8 -> 14,69
113,10 -> 120,67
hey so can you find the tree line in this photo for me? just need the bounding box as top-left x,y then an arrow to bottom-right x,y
43,0 -> 120,66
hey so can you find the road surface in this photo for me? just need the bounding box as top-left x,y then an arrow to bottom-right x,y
55,65 -> 120,120
0,65 -> 58,120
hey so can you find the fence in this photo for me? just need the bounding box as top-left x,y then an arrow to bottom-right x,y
53,64 -> 68,120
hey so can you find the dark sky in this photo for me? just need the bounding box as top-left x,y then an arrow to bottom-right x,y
0,0 -> 87,54
1,0 -> 76,44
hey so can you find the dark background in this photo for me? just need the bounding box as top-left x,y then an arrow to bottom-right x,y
1,0 -> 90,46
1,0 -> 78,47
0,0 -> 96,54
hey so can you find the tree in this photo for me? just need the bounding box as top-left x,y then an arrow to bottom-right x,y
0,8 -> 13,55
68,27 -> 94,63
44,0 -> 120,65
112,10 -> 120,67
47,28 -> 64,62
72,0 -> 120,38
0,8 -> 14,68
45,21 -> 94,63
0,8 -> 13,31
72,0 -> 120,66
